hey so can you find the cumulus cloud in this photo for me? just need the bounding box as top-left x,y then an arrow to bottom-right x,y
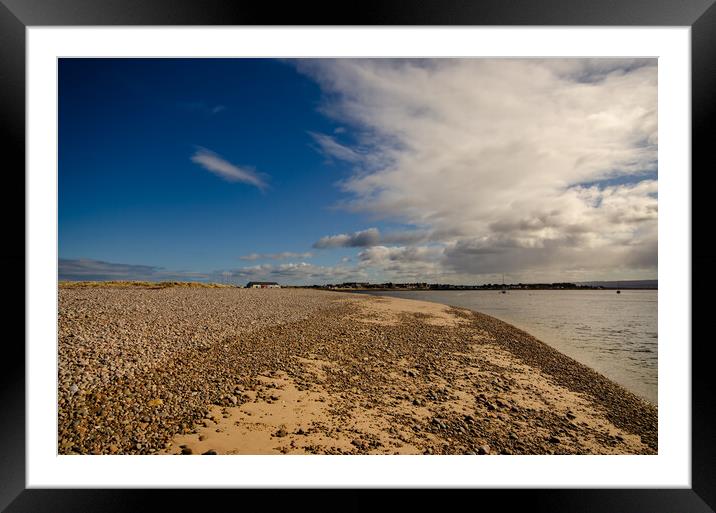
230,261 -> 364,284
239,251 -> 313,261
358,245 -> 445,278
358,245 -> 444,263
313,227 -> 430,249
313,228 -> 381,248
191,147 -> 268,191
298,58 -> 658,281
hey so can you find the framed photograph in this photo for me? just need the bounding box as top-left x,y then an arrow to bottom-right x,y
4,0 -> 714,511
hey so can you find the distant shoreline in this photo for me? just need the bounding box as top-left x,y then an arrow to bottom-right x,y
318,286 -> 658,292
59,281 -> 657,291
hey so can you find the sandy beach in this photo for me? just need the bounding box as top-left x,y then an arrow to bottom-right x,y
58,285 -> 657,455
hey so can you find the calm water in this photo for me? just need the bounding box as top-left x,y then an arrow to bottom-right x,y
356,290 -> 657,404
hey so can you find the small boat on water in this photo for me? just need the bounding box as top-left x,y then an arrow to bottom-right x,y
501,274 -> 507,294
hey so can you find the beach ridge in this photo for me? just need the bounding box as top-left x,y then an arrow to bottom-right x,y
58,287 -> 656,455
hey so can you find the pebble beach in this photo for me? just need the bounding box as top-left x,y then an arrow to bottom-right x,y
58,284 -> 657,455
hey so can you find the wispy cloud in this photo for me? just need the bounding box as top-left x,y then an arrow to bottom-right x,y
59,258 -> 210,282
308,131 -> 362,163
190,147 -> 269,191
239,251 -> 313,261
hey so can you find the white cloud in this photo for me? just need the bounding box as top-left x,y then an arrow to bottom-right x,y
308,131 -> 362,163
298,59 -> 658,281
191,147 -> 268,191
313,227 -> 430,249
313,228 -> 381,248
358,245 -> 444,263
351,245 -> 446,281
239,252 -> 313,261
231,261 -> 364,285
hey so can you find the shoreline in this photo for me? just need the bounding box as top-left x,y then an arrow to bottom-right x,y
58,287 -> 656,455
322,287 -> 658,291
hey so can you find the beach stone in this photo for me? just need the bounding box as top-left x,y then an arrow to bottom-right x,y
181,447 -> 193,455
478,445 -> 490,455
57,286 -> 658,456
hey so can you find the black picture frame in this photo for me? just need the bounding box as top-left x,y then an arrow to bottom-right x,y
2,1 -> 714,511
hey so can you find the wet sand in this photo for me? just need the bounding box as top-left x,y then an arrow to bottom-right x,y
58,286 -> 657,455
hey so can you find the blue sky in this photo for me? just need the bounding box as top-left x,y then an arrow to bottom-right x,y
60,59 -> 367,279
59,58 -> 658,284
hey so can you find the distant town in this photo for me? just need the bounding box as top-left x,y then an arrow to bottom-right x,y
255,279 -> 658,291
60,279 -> 659,290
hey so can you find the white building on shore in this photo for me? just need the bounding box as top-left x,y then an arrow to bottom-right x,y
245,281 -> 280,289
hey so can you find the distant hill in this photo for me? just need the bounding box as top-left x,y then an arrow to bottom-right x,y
578,280 -> 657,289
